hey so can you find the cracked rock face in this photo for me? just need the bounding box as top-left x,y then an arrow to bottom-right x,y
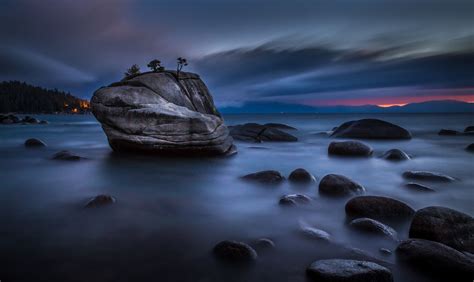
91,71 -> 234,156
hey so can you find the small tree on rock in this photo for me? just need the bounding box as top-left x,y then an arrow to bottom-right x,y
147,59 -> 164,72
176,57 -> 188,79
124,64 -> 141,78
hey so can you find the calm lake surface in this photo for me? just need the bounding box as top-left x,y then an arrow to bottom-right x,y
0,113 -> 473,282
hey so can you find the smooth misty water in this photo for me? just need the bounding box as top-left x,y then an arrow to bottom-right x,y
0,113 -> 473,282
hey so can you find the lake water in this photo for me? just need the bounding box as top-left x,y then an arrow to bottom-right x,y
0,113 -> 473,282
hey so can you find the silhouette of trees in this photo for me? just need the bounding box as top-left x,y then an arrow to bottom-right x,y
176,57 -> 188,79
0,81 -> 88,113
124,64 -> 141,78
147,59 -> 164,72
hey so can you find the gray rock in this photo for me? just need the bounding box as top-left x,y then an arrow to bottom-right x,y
465,126 -> 474,133
466,143 -> 474,152
349,218 -> 398,240
331,119 -> 411,140
229,123 -> 298,142
263,123 -> 297,130
409,206 -> 474,252
319,174 -> 365,197
241,170 -> 285,184
254,238 -> 275,250
306,259 -> 393,282
279,194 -> 311,206
51,150 -> 82,161
404,183 -> 435,192
300,226 -> 331,242
91,71 -> 234,156
438,129 -> 459,135
381,149 -> 410,161
328,141 -> 373,157
24,138 -> 47,147
402,171 -> 455,182
345,196 -> 415,221
84,194 -> 116,208
396,239 -> 474,278
288,168 -> 316,184
213,240 -> 257,262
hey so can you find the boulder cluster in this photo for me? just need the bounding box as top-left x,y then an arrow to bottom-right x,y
1,114 -> 48,125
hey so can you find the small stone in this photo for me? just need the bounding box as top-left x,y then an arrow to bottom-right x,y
379,248 -> 392,255
345,196 -> 415,221
24,138 -> 47,147
279,194 -> 311,206
51,150 -> 82,161
328,141 -> 373,157
254,238 -> 275,250
466,143 -> 474,152
319,174 -> 365,197
300,226 -> 331,242
241,170 -> 285,184
349,217 -> 398,240
404,183 -> 435,192
84,194 -> 116,208
288,168 -> 316,184
438,129 -> 459,135
213,240 -> 258,262
381,149 -> 410,161
464,126 -> 474,133
402,171 -> 455,182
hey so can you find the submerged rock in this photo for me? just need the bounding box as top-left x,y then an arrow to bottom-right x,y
241,170 -> 285,184
349,217 -> 398,240
404,183 -> 435,192
306,259 -> 393,282
466,143 -> 474,152
345,196 -> 415,221
288,168 -> 316,184
213,240 -> 257,262
464,126 -> 474,133
328,141 -> 373,157
331,118 -> 411,140
402,171 -> 455,182
263,123 -> 297,130
438,129 -> 459,135
24,138 -> 47,147
300,226 -> 331,242
229,123 -> 298,142
51,150 -> 82,161
396,239 -> 474,278
253,238 -> 275,250
84,194 -> 116,208
409,206 -> 474,252
319,174 -> 365,197
379,248 -> 392,256
381,149 -> 410,161
279,194 -> 311,206
90,71 -> 234,156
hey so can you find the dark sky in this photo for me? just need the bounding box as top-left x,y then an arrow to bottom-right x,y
1,0 -> 473,107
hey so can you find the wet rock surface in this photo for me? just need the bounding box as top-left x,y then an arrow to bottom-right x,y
84,194 -> 116,208
409,206 -> 474,252
349,217 -> 398,240
396,239 -> 474,279
331,118 -> 411,139
306,259 -> 394,282
241,170 -> 285,184
404,183 -> 435,192
288,168 -> 316,184
213,240 -> 258,262
319,174 -> 365,197
402,171 -> 455,182
381,149 -> 410,161
345,196 -> 415,221
229,123 -> 298,142
51,150 -> 82,161
24,138 -> 47,147
279,194 -> 312,206
438,129 -> 459,135
328,141 -> 373,157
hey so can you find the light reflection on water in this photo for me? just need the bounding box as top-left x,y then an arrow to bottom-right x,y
0,113 -> 472,281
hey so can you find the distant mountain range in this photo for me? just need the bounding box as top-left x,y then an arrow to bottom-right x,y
0,81 -> 90,114
219,100 -> 474,114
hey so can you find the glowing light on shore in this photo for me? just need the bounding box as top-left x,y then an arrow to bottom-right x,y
378,103 -> 407,108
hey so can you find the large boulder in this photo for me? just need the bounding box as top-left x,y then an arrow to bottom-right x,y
319,174 -> 365,197
331,119 -> 411,140
328,141 -> 373,157
345,196 -> 415,221
229,123 -> 297,142
306,259 -> 393,282
90,71 -> 234,156
409,206 -> 474,252
396,239 -> 474,279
